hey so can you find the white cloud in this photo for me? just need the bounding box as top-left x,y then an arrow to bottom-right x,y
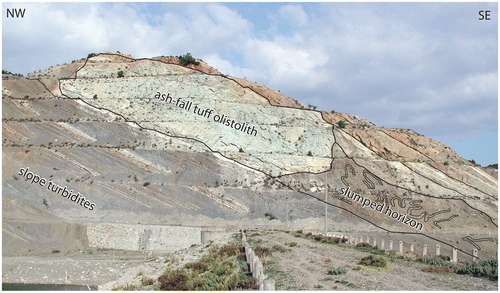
2,2 -> 497,156
277,4 -> 309,27
202,53 -> 257,80
2,3 -> 252,74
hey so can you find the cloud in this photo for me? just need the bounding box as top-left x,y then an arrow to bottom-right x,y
2,3 -> 252,74
2,2 -> 497,153
277,4 -> 309,27
243,38 -> 330,90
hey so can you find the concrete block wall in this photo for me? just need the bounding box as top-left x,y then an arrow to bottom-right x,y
87,223 -> 202,252
201,230 -> 232,243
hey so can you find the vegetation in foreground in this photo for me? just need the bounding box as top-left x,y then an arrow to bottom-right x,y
293,230 -> 498,281
158,241 -> 257,290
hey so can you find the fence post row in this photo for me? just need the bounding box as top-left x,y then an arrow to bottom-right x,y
241,230 -> 275,291
347,233 -> 484,262
241,228 -> 490,285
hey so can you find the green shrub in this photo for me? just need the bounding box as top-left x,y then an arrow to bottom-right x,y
453,259 -> 498,281
159,240 -> 255,291
184,261 -> 208,273
217,243 -> 238,257
255,245 -> 271,258
117,70 -> 124,78
312,235 -> 323,241
179,53 -> 200,66
140,276 -> 155,286
229,278 -> 257,290
271,244 -> 287,253
422,266 -> 455,274
328,266 -> 347,275
355,242 -> 372,248
264,212 -> 277,220
338,120 -> 346,128
286,241 -> 299,247
420,255 -> 449,267
403,251 -> 420,261
307,151 -> 313,157
359,255 -> 388,268
320,236 -> 347,245
158,270 -> 190,290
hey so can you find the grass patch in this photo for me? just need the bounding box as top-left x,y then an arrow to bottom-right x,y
112,283 -> 137,291
335,280 -> 356,288
265,264 -> 287,289
421,266 -> 455,274
359,255 -> 388,268
328,266 -> 347,275
285,241 -> 299,247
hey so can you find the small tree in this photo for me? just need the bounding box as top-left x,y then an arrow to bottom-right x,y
307,104 -> 317,110
117,71 -> 124,78
338,120 -> 346,128
307,151 -> 313,157
179,53 -> 200,66
93,94 -> 98,100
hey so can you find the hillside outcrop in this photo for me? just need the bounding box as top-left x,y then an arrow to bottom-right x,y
3,53 -> 497,259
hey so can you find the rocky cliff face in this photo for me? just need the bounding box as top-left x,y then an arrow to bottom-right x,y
3,53 -> 497,257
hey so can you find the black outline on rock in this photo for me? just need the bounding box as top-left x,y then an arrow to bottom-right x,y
22,52 -> 497,258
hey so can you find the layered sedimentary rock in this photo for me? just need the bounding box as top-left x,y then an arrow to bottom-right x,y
3,53 -> 497,256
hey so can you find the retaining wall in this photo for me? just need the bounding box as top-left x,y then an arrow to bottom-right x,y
87,223 -> 202,252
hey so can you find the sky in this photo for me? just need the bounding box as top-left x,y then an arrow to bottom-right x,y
2,2 -> 498,166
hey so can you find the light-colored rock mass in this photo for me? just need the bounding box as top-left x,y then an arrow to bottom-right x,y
3,53 -> 498,260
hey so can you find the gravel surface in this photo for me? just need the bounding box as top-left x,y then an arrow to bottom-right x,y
2,234 -> 236,290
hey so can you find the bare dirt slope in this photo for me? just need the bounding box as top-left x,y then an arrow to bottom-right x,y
246,231 -> 497,291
